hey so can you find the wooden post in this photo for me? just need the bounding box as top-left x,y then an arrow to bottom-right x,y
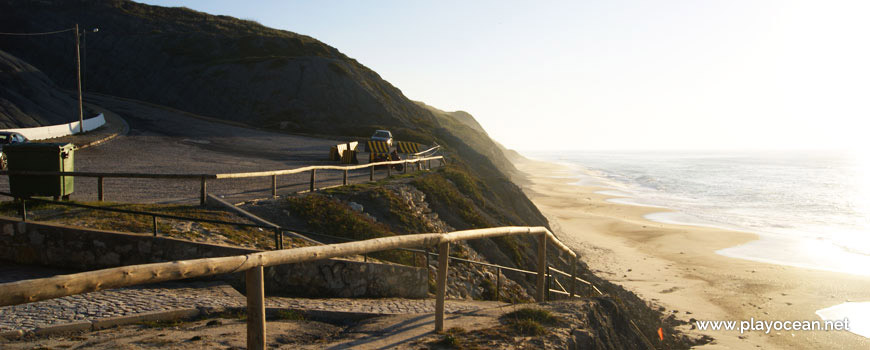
274,228 -> 281,250
309,169 -> 316,192
435,241 -> 450,332
97,176 -> 104,201
495,267 -> 501,302
74,24 -> 84,134
200,177 -> 207,206
546,265 -> 551,301
570,260 -> 577,298
246,266 -> 266,350
425,248 -> 431,283
403,161 -> 408,174
536,233 -> 547,302
271,175 -> 277,198
343,170 -> 348,186
369,165 -> 374,181
152,216 -> 157,237
19,199 -> 26,222
387,164 -> 391,177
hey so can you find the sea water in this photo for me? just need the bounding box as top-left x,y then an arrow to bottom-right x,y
524,150 -> 870,337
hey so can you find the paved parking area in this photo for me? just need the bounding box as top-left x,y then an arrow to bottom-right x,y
0,94 -> 424,204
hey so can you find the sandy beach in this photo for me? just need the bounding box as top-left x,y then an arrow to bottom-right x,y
514,158 -> 870,349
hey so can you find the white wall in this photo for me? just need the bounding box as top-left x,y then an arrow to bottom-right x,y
0,114 -> 105,140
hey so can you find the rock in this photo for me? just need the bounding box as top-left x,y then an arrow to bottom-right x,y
347,201 -> 364,212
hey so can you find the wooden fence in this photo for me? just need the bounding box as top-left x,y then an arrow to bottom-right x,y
0,226 -> 580,350
0,156 -> 445,205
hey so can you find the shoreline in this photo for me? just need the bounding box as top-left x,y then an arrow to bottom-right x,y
513,157 -> 870,349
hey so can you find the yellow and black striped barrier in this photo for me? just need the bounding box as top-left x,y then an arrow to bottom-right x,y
365,140 -> 390,153
328,142 -> 359,164
395,141 -> 420,154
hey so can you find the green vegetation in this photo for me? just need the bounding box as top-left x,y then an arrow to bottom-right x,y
412,171 -> 489,229
0,201 -> 306,250
325,185 -> 431,234
213,309 -> 246,320
140,318 -> 185,328
510,319 -> 547,336
283,195 -> 414,265
272,309 -> 305,321
433,327 -> 469,349
441,166 -> 485,205
480,278 -> 498,301
502,307 -> 560,336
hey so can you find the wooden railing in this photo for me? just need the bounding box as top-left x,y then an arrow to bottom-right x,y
0,156 -> 445,204
0,225 -> 580,350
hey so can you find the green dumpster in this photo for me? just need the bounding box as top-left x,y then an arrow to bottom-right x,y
5,142 -> 75,199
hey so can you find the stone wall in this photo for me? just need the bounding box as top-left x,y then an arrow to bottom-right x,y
0,216 -> 427,298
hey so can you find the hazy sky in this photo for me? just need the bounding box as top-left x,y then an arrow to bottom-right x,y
139,0 -> 869,152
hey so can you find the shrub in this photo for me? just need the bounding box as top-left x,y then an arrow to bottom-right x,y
283,195 -> 414,265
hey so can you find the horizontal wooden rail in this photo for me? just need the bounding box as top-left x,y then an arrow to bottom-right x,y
213,156 -> 443,179
0,171 -> 213,179
549,266 -> 594,286
0,156 -> 444,180
0,226 -> 573,306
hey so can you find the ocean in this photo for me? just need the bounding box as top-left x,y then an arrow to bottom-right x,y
525,150 -> 870,337
524,150 -> 870,277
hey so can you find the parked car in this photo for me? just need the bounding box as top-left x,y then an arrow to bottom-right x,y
370,129 -> 393,147
0,131 -> 29,170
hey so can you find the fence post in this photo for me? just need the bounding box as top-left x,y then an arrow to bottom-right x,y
246,266 -> 266,350
546,265 -> 551,301
387,163 -> 391,177
570,260 -> 577,298
435,241 -> 450,332
427,159 -> 431,170
403,161 -> 408,174
343,170 -> 348,186
369,165 -> 374,181
19,199 -> 26,222
425,248 -> 431,283
274,227 -> 282,250
152,216 -> 157,237
495,267 -> 501,302
97,176 -> 104,201
271,175 -> 277,198
200,177 -> 207,206
536,233 -> 547,302
310,169 -> 316,192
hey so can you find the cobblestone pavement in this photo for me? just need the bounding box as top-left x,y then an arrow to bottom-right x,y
0,263 -> 502,333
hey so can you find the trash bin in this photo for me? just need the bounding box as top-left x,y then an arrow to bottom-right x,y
5,142 -> 74,199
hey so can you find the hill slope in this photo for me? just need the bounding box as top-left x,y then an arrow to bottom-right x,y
0,49 -> 80,128
0,0 -> 548,257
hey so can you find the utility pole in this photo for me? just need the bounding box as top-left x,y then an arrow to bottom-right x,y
74,23 -> 84,134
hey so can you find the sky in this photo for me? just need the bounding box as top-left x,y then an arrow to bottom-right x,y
138,0 -> 870,152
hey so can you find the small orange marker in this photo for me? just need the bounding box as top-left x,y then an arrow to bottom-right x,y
658,327 -> 664,340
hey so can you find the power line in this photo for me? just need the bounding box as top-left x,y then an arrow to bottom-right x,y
0,28 -> 75,36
